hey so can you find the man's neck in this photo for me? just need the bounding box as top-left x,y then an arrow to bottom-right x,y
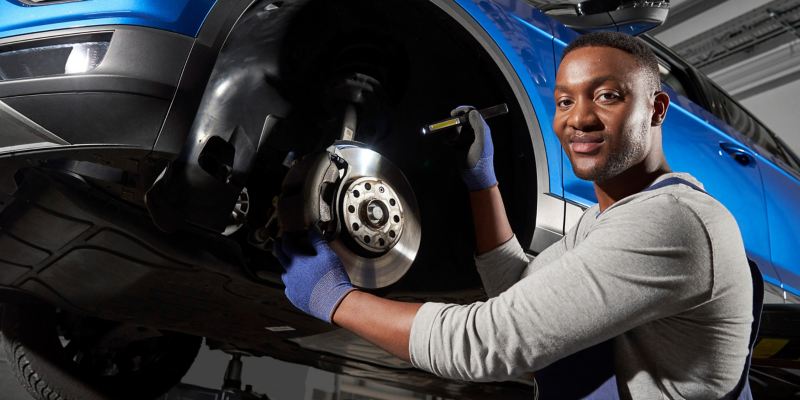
594,160 -> 671,212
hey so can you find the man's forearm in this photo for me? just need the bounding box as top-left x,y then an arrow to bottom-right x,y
329,187 -> 511,362
469,184 -> 513,254
332,290 -> 422,361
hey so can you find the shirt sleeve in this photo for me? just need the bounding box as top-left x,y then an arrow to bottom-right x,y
475,230 -> 573,298
409,195 -> 713,381
474,235 -> 529,297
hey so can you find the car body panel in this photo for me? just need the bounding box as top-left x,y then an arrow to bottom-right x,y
0,24 -> 196,163
0,0 -> 216,40
761,160 -> 800,295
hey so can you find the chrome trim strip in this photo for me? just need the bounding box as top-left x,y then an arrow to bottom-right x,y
531,226 -> 563,254
531,193 -> 565,253
564,201 -> 584,232
786,289 -> 800,305
763,281 -> 786,304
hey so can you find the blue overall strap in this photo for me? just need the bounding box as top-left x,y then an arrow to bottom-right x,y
723,261 -> 763,400
643,176 -> 707,194
535,176 -> 761,399
534,340 -> 618,399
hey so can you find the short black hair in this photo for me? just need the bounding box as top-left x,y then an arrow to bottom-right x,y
562,32 -> 661,93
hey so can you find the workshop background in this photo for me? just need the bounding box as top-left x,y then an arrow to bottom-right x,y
651,0 -> 800,155
1,0 -> 799,399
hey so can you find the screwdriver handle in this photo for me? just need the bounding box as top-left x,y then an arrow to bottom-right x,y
421,103 -> 509,136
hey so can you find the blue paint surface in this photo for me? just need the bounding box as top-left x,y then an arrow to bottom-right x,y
0,0 -> 216,39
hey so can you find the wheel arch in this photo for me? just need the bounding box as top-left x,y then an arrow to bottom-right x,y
149,0 -> 560,251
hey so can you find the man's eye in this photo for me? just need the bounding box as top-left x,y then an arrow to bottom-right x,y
596,92 -> 620,102
557,99 -> 573,108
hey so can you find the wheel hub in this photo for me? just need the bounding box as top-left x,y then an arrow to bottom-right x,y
329,144 -> 420,288
278,142 -> 420,288
342,177 -> 404,253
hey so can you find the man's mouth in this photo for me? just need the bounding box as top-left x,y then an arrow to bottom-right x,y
569,135 -> 604,154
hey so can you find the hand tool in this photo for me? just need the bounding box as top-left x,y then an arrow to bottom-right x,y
420,103 -> 508,136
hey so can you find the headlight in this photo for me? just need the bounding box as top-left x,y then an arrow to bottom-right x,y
0,33 -> 110,80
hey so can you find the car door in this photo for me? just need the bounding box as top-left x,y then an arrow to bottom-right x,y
707,89 -> 800,301
552,35 -> 782,294
759,145 -> 800,301
659,73 -> 780,293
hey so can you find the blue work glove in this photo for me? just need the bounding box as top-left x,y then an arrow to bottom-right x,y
451,105 -> 497,191
274,231 -> 356,323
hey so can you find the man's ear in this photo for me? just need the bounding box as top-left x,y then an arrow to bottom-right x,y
652,91 -> 670,126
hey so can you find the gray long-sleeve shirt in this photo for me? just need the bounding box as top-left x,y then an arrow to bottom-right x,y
409,173 -> 753,399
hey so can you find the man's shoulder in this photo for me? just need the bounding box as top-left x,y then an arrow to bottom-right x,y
612,173 -> 724,215
602,191 -> 703,227
640,173 -> 732,221
599,172 -> 739,240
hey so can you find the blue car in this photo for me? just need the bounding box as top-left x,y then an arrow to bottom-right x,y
0,0 -> 797,399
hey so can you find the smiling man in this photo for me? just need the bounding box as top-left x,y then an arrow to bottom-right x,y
276,32 -> 754,399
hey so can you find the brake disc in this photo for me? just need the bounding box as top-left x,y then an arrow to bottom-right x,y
277,142 -> 420,288
329,143 -> 420,288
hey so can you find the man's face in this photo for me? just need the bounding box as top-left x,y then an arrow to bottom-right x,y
553,46 -> 657,182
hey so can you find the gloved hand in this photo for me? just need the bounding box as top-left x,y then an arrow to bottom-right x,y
451,105 -> 497,191
274,230 -> 356,323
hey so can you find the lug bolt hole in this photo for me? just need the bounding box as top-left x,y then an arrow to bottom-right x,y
393,215 -> 400,223
379,186 -> 385,193
379,238 -> 385,246
365,183 -> 372,190
389,199 -> 396,206
348,205 -> 355,213
389,230 -> 396,238
352,223 -> 359,231
363,236 -> 370,243
353,190 -> 360,198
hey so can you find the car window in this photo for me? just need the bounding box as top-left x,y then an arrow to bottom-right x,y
658,62 -> 689,99
775,136 -> 800,174
703,82 -> 799,172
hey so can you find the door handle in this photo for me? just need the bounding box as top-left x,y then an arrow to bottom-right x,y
719,142 -> 754,166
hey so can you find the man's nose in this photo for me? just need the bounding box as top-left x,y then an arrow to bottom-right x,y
568,99 -> 602,131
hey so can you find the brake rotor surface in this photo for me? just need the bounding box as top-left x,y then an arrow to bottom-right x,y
328,143 -> 420,288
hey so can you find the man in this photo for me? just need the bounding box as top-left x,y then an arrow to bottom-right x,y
276,32 -> 753,399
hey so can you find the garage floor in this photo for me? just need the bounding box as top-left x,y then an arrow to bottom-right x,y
4,342 -> 800,399
0,342 -> 453,400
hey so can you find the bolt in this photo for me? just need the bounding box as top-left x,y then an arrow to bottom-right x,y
369,203 -> 384,221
